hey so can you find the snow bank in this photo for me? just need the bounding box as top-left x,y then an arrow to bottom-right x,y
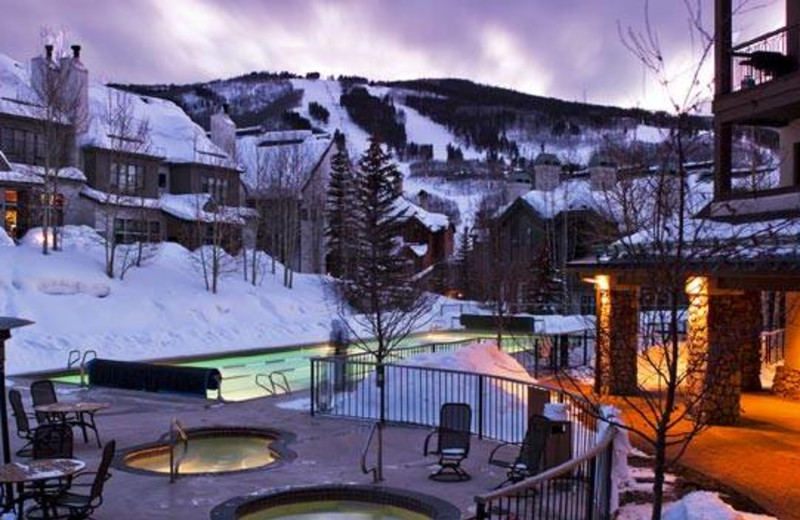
663,492 -> 776,520
0,228 -> 13,247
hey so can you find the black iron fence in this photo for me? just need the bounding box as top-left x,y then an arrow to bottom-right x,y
310,341 -> 614,519
762,328 -> 786,364
474,427 -> 615,520
732,24 -> 800,92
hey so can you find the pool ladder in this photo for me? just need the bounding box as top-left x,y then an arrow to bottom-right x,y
360,422 -> 383,483
254,370 -> 292,397
169,419 -> 189,484
67,349 -> 98,387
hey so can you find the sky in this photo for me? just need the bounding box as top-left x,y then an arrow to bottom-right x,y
0,0 -> 783,112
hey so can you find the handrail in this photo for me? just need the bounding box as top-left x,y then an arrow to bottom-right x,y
66,350 -> 81,370
475,425 -> 615,504
79,350 -> 97,387
255,373 -> 275,396
360,422 -> 383,483
169,419 -> 189,484
731,23 -> 800,53
268,371 -> 291,395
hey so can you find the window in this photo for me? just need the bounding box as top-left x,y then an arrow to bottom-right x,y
113,218 -> 161,244
0,126 -> 44,165
201,175 -> 229,202
157,166 -> 169,190
110,162 -> 144,194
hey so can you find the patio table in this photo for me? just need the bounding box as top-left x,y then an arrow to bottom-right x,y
0,458 -> 85,519
34,402 -> 110,448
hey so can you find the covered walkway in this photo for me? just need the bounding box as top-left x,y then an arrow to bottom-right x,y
678,392 -> 800,519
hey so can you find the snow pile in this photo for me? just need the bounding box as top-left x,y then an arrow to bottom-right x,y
0,228 -> 13,247
330,342 -> 537,441
618,492 -> 777,520
0,226 -> 338,375
599,405 -> 632,514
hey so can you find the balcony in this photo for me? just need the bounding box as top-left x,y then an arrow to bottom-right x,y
715,24 -> 800,125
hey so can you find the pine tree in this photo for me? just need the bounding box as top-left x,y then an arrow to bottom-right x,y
335,138 -> 432,375
325,132 -> 355,278
455,226 -> 473,298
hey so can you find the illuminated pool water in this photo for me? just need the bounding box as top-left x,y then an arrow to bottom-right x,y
211,486 -> 461,520
239,501 -> 429,520
121,427 -> 294,476
52,331 -> 502,401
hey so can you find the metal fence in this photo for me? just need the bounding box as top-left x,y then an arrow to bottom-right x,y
474,427 -> 614,520
762,328 -> 786,364
310,342 -> 613,519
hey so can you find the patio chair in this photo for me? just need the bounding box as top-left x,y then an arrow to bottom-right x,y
423,403 -> 472,482
489,414 -> 551,488
30,380 -> 58,425
32,424 -> 74,460
9,389 -> 36,456
43,440 -> 116,520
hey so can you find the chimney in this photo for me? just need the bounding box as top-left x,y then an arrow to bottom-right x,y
71,45 -> 81,59
45,44 -> 53,60
210,102 -> 237,161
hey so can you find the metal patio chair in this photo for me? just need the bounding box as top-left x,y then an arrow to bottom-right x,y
423,403 -> 472,482
489,414 -> 551,488
9,389 -> 36,456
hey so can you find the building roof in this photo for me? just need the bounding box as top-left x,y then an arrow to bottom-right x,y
237,130 -> 333,194
391,197 -> 451,233
80,85 -> 237,168
534,152 -> 561,166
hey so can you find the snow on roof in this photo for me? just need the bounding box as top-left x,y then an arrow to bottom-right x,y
407,243 -> 428,258
392,197 -> 450,232
516,179 -> 597,219
80,85 -> 236,168
0,165 -> 43,185
237,130 -> 332,193
9,162 -> 86,182
160,193 -> 257,224
80,186 -> 160,209
0,53 -> 42,120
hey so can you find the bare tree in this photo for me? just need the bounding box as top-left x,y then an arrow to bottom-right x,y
559,3 -> 784,518
255,142 -> 313,288
31,29 -> 88,254
188,195 -> 240,294
97,88 -> 153,278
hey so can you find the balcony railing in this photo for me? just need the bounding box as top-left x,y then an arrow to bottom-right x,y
731,24 -> 800,92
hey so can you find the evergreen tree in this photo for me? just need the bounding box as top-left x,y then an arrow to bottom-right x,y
455,227 -> 473,298
324,132 -> 355,278
334,138 -> 433,390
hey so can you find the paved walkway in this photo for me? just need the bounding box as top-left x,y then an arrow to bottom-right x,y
8,381 -> 513,520
677,392 -> 800,520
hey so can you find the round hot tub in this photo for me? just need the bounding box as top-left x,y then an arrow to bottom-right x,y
211,485 -> 461,520
119,426 -> 295,476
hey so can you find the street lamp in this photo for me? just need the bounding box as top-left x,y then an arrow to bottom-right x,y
0,317 -> 33,507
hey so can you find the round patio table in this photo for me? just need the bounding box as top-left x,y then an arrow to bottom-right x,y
34,402 -> 110,448
0,458 -> 85,519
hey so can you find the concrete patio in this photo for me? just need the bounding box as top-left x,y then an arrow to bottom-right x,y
6,380 -> 516,520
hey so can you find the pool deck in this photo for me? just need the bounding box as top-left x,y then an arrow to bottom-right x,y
8,380 -> 511,520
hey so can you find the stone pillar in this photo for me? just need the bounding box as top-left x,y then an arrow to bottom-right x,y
687,278 -> 759,425
773,292 -> 800,399
739,291 -> 765,392
594,275 -> 639,396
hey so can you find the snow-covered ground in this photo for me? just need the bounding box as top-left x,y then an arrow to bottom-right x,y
618,492 -> 776,520
0,226 -> 454,375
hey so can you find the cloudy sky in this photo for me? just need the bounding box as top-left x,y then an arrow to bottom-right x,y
0,0 -> 782,111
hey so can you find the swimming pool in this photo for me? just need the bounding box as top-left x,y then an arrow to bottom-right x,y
51,331 -> 508,402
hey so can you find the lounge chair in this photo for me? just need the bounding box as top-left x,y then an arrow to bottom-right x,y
423,403 -> 472,482
489,414 -> 551,488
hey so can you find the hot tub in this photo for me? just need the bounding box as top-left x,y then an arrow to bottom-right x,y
211,485 -> 461,520
119,426 -> 295,476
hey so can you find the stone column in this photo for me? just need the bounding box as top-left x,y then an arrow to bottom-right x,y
773,292 -> 800,399
594,275 -> 639,396
739,291 -> 765,392
687,278 -> 759,425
